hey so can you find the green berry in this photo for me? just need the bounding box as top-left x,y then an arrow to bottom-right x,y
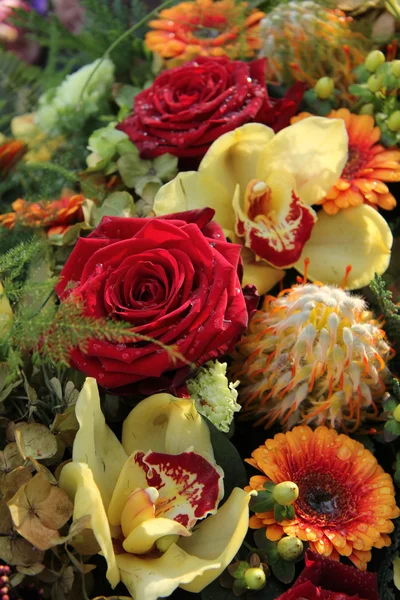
392,60 -> 400,78
277,536 -> 304,561
314,77 -> 334,99
272,481 -> 299,506
365,50 -> 385,73
156,534 -> 180,553
244,567 -> 266,590
359,104 -> 374,116
387,110 -> 400,132
394,403 -> 400,422
367,74 -> 383,93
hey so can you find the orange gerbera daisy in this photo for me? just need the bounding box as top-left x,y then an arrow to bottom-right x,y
145,0 -> 265,67
0,139 -> 26,176
292,109 -> 400,214
0,194 -> 85,238
246,426 -> 400,570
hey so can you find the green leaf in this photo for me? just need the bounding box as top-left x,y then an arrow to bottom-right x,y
270,558 -> 296,584
383,397 -> 398,414
274,503 -> 287,523
348,84 -> 373,100
250,490 -> 275,513
384,419 -> 400,441
91,192 -> 136,227
201,577 -> 238,600
115,84 -> 141,109
263,481 -> 276,492
285,505 -> 295,520
254,529 -> 279,564
204,419 -> 247,501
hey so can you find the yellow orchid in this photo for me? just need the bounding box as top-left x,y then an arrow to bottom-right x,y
10,114 -> 64,163
153,117 -> 393,293
59,378 -> 250,600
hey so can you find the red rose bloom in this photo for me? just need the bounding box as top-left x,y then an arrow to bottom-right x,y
55,209 -> 257,393
117,56 -> 303,159
277,551 -> 379,600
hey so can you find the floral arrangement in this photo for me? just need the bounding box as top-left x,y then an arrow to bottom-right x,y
1,1 -> 400,600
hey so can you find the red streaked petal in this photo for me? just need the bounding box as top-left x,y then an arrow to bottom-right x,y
133,449 -> 224,528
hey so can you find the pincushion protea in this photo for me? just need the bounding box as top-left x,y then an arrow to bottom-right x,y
145,0 -> 265,67
231,283 -> 392,431
246,425 -> 400,570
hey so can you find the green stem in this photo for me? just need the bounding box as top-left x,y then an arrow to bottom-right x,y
78,0 -> 175,103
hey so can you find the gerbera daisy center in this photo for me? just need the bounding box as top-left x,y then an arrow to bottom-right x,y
295,470 -> 357,524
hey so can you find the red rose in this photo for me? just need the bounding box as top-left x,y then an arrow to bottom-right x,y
277,551 -> 379,600
117,56 -> 303,159
55,209 -> 258,393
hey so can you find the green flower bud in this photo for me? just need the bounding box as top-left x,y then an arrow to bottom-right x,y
272,481 -> 299,506
244,567 -> 266,590
314,77 -> 335,99
365,50 -> 385,73
387,110 -> 400,132
156,534 -> 180,553
367,74 -> 383,93
392,60 -> 400,78
393,403 -> 400,422
359,104 -> 374,116
277,536 -> 304,561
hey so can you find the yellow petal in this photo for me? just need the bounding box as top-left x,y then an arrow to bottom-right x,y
73,378 -> 127,510
179,488 -> 250,592
59,462 -> 120,588
116,545 -> 218,600
123,517 -> 191,554
153,171 -> 234,233
122,393 -> 213,458
199,123 -> 275,200
256,117 -> 348,206
108,453 -> 149,527
120,487 -> 157,537
295,205 -> 393,289
393,555 -> 400,590
241,248 -> 284,294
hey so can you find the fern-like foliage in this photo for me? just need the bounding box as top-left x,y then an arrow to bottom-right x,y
369,274 -> 400,353
0,50 -> 43,133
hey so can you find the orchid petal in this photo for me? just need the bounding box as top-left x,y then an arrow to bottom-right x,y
179,487 -> 250,592
295,205 -> 393,289
72,378 -> 127,510
153,171 -> 235,234
256,117 -> 348,206
108,454 -> 149,527
199,123 -> 275,200
241,248 -> 285,294
122,394 -> 213,458
123,517 -> 191,554
59,462 -> 120,588
115,545 -> 218,600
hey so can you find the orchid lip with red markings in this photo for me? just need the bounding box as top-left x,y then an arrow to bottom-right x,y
234,179 -> 316,269
133,448 -> 224,528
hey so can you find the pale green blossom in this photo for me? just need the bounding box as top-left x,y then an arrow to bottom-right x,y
187,361 -> 241,433
36,58 -> 115,134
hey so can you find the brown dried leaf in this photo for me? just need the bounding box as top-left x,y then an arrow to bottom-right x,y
0,502 -> 44,566
51,410 -> 79,447
17,562 -> 45,575
70,527 -> 101,556
59,565 -> 75,595
7,471 -> 73,550
0,442 -> 24,476
57,514 -> 91,545
15,423 -> 58,460
1,466 -> 32,502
